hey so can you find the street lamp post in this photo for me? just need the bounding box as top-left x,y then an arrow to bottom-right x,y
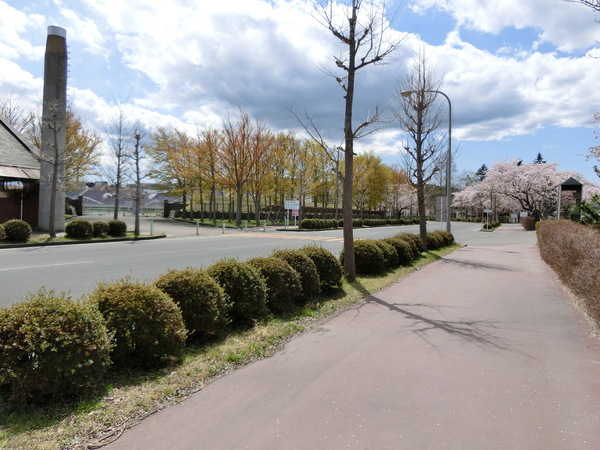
401,89 -> 452,233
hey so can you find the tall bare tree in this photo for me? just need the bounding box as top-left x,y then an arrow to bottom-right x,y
395,53 -> 448,249
104,101 -> 135,220
310,0 -> 402,279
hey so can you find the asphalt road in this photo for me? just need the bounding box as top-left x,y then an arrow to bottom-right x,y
0,216 -> 485,307
106,224 -> 600,450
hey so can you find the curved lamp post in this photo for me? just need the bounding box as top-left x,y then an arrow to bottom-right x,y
401,89 -> 452,233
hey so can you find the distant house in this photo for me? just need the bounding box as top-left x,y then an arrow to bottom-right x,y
0,115 -> 40,226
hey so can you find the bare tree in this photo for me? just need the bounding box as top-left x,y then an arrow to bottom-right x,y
305,0 -> 402,279
129,130 -> 149,237
395,53 -> 448,249
104,101 -> 136,219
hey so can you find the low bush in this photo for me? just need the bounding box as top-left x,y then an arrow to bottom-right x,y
395,232 -> 424,254
426,232 -> 443,250
92,221 -> 110,237
205,259 -> 269,327
383,238 -> 413,266
300,245 -> 343,292
107,219 -> 127,236
537,220 -> 600,323
248,257 -> 301,315
363,219 -> 388,227
522,216 -> 536,231
154,268 -> 230,341
374,240 -> 398,268
3,219 -> 32,242
341,239 -> 386,275
65,219 -> 93,239
0,223 -> 5,241
300,219 -> 338,230
0,289 -> 112,404
272,249 -> 320,303
88,279 -> 187,369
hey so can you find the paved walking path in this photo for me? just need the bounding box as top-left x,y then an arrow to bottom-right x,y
107,225 -> 600,449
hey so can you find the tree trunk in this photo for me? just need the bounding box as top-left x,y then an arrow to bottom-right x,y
416,181 -> 428,250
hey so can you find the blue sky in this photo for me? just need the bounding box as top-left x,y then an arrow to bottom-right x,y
1,0 -> 599,185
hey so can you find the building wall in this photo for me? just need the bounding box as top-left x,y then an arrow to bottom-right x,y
0,191 -> 39,227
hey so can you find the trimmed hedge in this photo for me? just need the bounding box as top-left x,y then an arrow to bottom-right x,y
383,238 -> 413,266
537,220 -> 600,323
88,279 -> 187,369
341,239 -> 386,275
300,245 -> 343,292
92,221 -> 110,237
0,290 -> 112,404
107,219 -> 127,236
0,223 -> 5,241
373,240 -> 398,269
300,219 -> 338,230
272,249 -> 320,303
394,232 -> 424,254
3,219 -> 32,242
65,219 -> 93,239
248,257 -> 302,315
154,268 -> 230,341
205,259 -> 269,327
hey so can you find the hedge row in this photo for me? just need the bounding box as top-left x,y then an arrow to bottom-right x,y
300,217 -> 419,230
0,229 -> 454,405
0,219 -> 32,242
0,244 -> 342,404
0,218 -> 128,243
341,231 -> 455,276
537,220 -> 600,324
66,219 -> 127,238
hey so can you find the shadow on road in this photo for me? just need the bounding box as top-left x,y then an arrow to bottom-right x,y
349,278 -> 527,356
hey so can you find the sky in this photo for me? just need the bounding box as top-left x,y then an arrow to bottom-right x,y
1,0 -> 599,185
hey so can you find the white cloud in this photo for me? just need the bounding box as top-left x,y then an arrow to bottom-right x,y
0,1 -> 45,60
409,0 -> 598,53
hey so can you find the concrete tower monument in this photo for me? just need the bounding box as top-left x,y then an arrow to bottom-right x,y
38,25 -> 67,234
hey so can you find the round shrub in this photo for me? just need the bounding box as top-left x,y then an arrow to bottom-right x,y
155,268 -> 229,341
65,219 -> 93,239
88,279 -> 187,369
205,259 -> 268,327
248,257 -> 301,316
341,240 -> 386,275
383,238 -> 413,266
426,232 -> 443,250
395,232 -> 424,255
0,223 -> 5,241
3,219 -> 32,242
374,240 -> 398,269
92,221 -> 110,237
300,245 -> 343,292
272,249 -> 320,303
0,289 -> 112,404
107,219 -> 127,236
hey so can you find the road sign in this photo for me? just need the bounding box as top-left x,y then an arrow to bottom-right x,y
292,209 -> 299,217
284,200 -> 300,210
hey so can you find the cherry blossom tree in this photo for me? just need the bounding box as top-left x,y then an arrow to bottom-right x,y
453,159 -> 600,221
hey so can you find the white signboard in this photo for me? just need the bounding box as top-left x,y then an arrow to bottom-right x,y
292,209 -> 299,217
284,200 -> 300,210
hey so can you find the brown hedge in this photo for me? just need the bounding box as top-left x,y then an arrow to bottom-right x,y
537,220 -> 600,324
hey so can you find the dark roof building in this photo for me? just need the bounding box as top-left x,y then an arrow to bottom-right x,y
0,114 -> 40,226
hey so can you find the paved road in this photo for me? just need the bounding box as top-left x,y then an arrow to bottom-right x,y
107,224 -> 600,449
0,217 -> 479,306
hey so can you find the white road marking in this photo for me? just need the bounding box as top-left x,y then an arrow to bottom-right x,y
0,261 -> 95,272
